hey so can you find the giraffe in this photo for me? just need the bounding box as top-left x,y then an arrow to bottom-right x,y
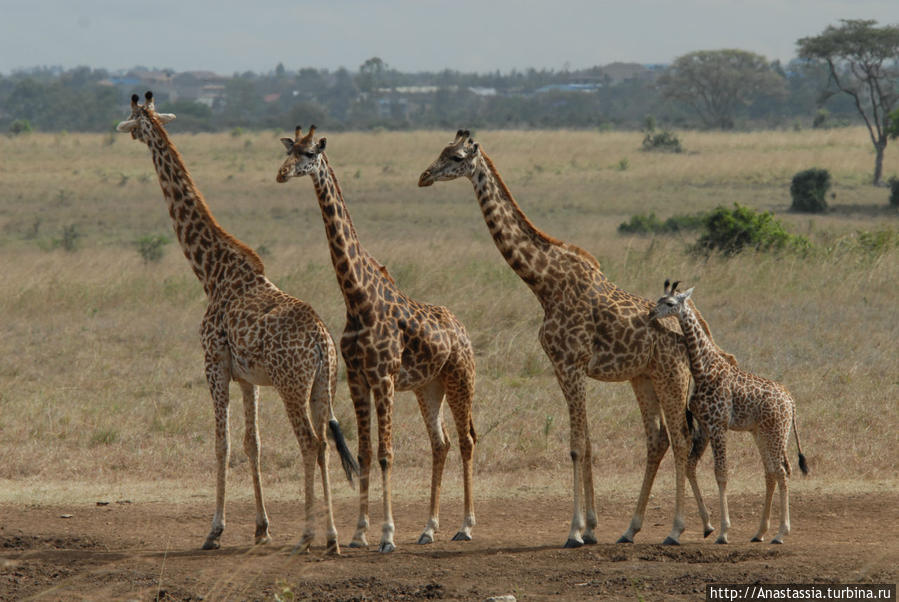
650,280 -> 808,544
275,126 -> 477,553
418,130 -> 736,546
116,93 -> 358,554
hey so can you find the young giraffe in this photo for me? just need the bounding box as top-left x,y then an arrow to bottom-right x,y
276,126 -> 477,553
116,93 -> 358,553
418,131 -> 735,546
650,280 -> 808,544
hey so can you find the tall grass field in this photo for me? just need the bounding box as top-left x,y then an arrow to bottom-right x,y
0,127 -> 896,508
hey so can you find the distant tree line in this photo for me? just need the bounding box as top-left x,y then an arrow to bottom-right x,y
0,42 -> 882,136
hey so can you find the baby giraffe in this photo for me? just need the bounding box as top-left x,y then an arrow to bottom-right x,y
650,280 -> 808,544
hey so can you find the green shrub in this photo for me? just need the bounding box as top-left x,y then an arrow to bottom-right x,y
618,212 -> 705,235
135,234 -> 170,264
9,119 -> 32,135
790,168 -> 831,213
888,177 -> 899,207
642,129 -> 683,153
692,204 -> 810,256
55,224 -> 81,252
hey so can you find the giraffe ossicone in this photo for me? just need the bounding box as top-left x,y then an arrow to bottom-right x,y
117,91 -> 358,554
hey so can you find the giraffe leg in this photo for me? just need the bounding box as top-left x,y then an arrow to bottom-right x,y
444,369 -> 476,542
413,380 -> 450,545
310,365 -> 340,555
347,371 -> 372,548
618,376 -> 668,544
239,381 -> 271,545
771,433 -> 792,544
554,366 -> 588,548
372,377 -> 397,553
708,428 -> 731,544
202,358 -> 231,550
276,381 -> 319,554
653,371 -> 691,545
751,432 -> 776,543
582,420 -> 598,545
686,418 -> 714,538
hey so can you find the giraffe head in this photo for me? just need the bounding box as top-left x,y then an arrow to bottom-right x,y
649,279 -> 694,321
115,91 -> 176,143
276,125 -> 327,183
417,129 -> 480,187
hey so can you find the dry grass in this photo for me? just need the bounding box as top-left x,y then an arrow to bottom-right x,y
0,128 -> 896,508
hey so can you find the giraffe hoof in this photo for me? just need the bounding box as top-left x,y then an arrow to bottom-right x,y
662,536 -> 681,546
582,533 -> 598,545
378,542 -> 396,554
750,536 -> 764,543
347,540 -> 368,549
451,531 -> 472,542
201,539 -> 220,550
771,538 -> 783,545
715,537 -> 728,545
563,538 -> 584,549
326,540 -> 341,555
616,535 -> 634,544
255,535 -> 271,546
417,533 -> 435,545
704,527 -> 715,538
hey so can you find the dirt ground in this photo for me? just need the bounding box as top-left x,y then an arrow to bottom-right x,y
1,491 -> 896,601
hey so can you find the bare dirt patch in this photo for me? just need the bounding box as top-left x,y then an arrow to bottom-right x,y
1,491 -> 895,600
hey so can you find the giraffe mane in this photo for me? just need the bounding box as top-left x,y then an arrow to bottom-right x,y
146,111 -> 265,275
321,151 -> 396,284
478,150 -> 601,271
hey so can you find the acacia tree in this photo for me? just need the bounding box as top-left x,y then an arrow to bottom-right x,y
798,20 -> 899,185
658,49 -> 786,129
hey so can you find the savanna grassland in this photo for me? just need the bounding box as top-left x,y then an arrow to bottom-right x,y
0,127 -> 897,600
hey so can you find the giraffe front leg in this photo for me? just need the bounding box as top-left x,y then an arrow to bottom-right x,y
203,358 -> 231,550
347,372 -> 372,548
619,376 -> 668,544
752,471 -> 776,542
556,367 -> 588,548
239,381 -> 271,545
710,431 -> 731,544
687,419 -> 714,538
582,420 -> 598,545
771,465 -> 791,544
373,378 -> 397,553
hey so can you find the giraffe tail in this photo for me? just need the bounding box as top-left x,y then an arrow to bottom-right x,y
329,419 -> 361,486
792,413 -> 809,476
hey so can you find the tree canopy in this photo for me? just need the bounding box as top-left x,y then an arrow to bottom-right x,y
658,49 -> 787,129
798,19 -> 899,185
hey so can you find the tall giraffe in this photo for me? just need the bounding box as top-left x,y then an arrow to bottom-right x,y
418,130 -> 734,546
276,126 -> 477,553
650,280 -> 808,544
116,93 -> 358,554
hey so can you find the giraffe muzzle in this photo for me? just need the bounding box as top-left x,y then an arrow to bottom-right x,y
418,171 -> 434,187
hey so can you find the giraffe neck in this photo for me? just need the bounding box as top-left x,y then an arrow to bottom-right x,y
309,154 -> 379,305
468,151 -> 601,298
677,305 -> 725,379
143,119 -> 264,299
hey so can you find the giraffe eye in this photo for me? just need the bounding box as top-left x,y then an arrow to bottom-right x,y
303,151 -> 315,158
450,155 -> 463,162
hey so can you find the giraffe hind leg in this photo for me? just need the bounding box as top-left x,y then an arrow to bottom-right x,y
444,367 -> 477,542
413,380 -> 450,545
239,381 -> 271,545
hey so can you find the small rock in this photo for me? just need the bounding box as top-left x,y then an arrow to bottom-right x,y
60,514 -> 73,519
486,596 -> 517,602
96,501 -> 110,506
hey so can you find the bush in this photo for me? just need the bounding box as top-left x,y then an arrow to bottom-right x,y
888,177 -> 899,207
790,168 -> 831,213
136,234 -> 170,264
693,204 -> 810,256
642,129 -> 683,153
618,212 -> 705,235
9,119 -> 32,135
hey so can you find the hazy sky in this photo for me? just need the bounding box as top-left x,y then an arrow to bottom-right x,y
2,1 -> 898,75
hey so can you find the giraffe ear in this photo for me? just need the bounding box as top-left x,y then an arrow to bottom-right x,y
157,113 -> 176,124
682,287 -> 694,300
280,138 -> 295,152
115,119 -> 137,132
317,137 -> 327,152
